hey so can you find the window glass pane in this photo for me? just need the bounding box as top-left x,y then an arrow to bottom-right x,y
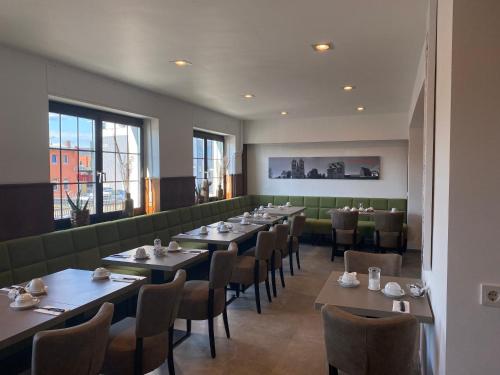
78,118 -> 95,151
128,126 -> 140,154
128,181 -> 141,208
61,150 -> 78,183
127,154 -> 140,182
102,122 -> 115,152
214,141 -> 223,159
196,159 -> 204,179
62,184 -> 79,218
78,151 -> 95,183
195,137 -> 204,158
49,113 -> 60,148
53,181 -> 62,220
115,153 -> 129,182
60,115 -> 78,149
207,159 -> 214,178
115,124 -> 128,154
207,140 -> 213,159
79,183 -> 96,215
115,181 -> 126,211
103,182 -> 116,212
49,150 -> 60,181
103,152 -> 116,182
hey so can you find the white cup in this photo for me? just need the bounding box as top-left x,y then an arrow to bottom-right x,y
135,247 -> 147,258
240,218 -> 249,225
253,212 -> 260,218
263,212 -> 270,219
26,278 -> 45,294
384,282 -> 402,296
267,203 -> 273,208
93,267 -> 109,278
286,202 -> 291,207
259,205 -> 264,210
168,241 -> 180,251
350,207 -> 358,212
200,225 -> 208,234
243,212 -> 250,218
344,206 -> 350,210
218,223 -> 229,232
391,207 -> 397,213
14,292 -> 34,306
341,272 -> 357,284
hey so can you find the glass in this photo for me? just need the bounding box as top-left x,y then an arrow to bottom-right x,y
128,126 -> 140,154
368,267 -> 381,291
78,151 -> 95,183
115,124 -> 128,153
78,183 -> 96,215
127,154 -> 140,182
61,150 -> 78,183
102,122 -> 115,152
128,181 -> 141,208
60,115 -> 78,149
49,113 -> 60,148
78,118 -> 95,150
102,152 -> 116,182
103,182 -> 115,212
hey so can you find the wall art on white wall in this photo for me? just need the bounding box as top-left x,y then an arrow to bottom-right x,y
268,156 -> 380,180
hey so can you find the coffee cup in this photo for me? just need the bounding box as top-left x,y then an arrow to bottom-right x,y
218,223 -> 229,232
200,225 -> 208,234
93,267 -> 109,278
263,212 -> 270,219
341,272 -> 357,284
344,206 -> 350,210
168,241 -> 180,251
14,292 -> 35,306
135,247 -> 147,258
253,212 -> 260,218
26,278 -> 45,295
240,218 -> 249,224
384,282 -> 402,296
391,207 -> 397,213
267,203 -> 273,208
285,202 -> 291,207
350,207 -> 358,212
259,205 -> 264,210
243,212 -> 250,218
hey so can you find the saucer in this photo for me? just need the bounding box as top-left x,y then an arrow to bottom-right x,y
10,298 -> 40,310
134,254 -> 150,260
217,229 -> 230,233
199,231 -> 209,235
167,247 -> 182,252
28,286 -> 48,296
337,278 -> 360,288
92,271 -> 111,280
381,288 -> 406,298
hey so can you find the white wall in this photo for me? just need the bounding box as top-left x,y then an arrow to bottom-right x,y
247,141 -> 408,198
0,45 -> 242,185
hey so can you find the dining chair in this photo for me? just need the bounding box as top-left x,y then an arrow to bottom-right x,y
32,302 -> 114,375
287,214 -> 306,275
331,210 -> 360,262
244,224 -> 288,297
177,242 -> 238,358
374,211 -> 405,254
101,270 -> 186,375
230,230 -> 276,314
321,305 -> 418,375
344,250 -> 402,276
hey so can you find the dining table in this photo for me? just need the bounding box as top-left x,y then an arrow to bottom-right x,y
226,213 -> 285,226
102,245 -> 209,283
0,268 -> 146,352
260,205 -> 306,218
314,271 -> 434,324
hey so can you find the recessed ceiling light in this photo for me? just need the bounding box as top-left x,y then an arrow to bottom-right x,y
243,94 -> 255,99
280,111 -> 288,115
356,106 -> 365,112
312,42 -> 333,52
170,59 -> 192,67
343,85 -> 355,91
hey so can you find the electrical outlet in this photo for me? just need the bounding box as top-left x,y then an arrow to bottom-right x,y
480,284 -> 500,307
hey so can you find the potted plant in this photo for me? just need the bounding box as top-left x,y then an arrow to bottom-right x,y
66,192 -> 90,227
195,183 -> 204,204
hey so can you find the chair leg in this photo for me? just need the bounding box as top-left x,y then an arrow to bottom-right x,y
134,338 -> 143,375
208,317 -> 216,358
235,284 -> 240,298
279,266 -> 286,288
331,229 -> 337,262
295,247 -> 301,270
289,249 -> 294,276
271,268 -> 277,297
265,278 -> 272,303
186,319 -> 191,335
329,364 -> 339,375
168,326 -> 175,375
254,261 -> 261,314
222,287 -> 230,338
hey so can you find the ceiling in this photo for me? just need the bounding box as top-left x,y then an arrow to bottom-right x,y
0,0 -> 427,120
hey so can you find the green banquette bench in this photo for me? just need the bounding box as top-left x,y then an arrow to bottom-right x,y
0,195 -> 406,288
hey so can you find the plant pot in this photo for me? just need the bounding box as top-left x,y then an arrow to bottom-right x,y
123,193 -> 134,217
70,209 -> 90,228
217,184 -> 224,200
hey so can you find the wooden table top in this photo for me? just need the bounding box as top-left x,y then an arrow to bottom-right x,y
260,206 -> 305,216
314,271 -> 434,324
226,214 -> 285,225
171,222 -> 267,245
102,245 -> 209,272
0,268 -> 145,351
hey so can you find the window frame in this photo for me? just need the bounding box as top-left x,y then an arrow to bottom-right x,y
49,101 -> 145,226
193,130 -> 225,198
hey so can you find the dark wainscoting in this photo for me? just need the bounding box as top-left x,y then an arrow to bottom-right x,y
231,174 -> 244,197
160,176 -> 195,210
0,183 -> 54,242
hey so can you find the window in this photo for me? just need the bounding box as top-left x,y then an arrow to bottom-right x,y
49,101 -> 143,221
193,131 -> 225,197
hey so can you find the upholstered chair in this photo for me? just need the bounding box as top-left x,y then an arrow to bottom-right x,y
321,305 -> 418,375
244,224 -> 288,297
374,211 -> 405,254
177,243 -> 238,358
230,231 -> 276,314
287,215 -> 306,275
32,302 -> 114,375
344,250 -> 402,276
101,270 -> 186,375
330,210 -> 360,262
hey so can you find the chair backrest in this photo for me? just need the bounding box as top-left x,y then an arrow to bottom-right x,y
209,242 -> 238,289
32,302 -> 114,375
274,224 -> 289,253
344,250 -> 402,276
374,211 -> 404,232
290,215 -> 306,237
135,269 -> 186,338
322,305 -> 417,375
331,210 -> 359,230
255,230 -> 276,261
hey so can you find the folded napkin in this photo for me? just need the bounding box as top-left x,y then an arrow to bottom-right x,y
109,254 -> 130,258
34,306 -> 69,316
110,275 -> 146,283
392,300 -> 410,314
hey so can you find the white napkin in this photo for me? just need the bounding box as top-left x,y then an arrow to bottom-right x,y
34,306 -> 69,316
392,300 -> 410,314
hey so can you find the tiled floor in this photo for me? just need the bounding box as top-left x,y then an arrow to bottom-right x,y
152,245 -> 422,375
